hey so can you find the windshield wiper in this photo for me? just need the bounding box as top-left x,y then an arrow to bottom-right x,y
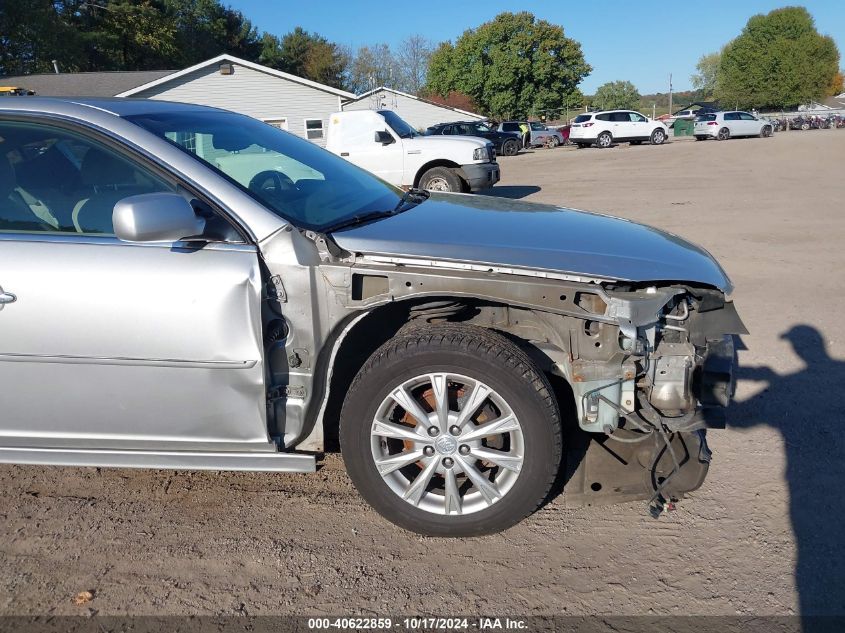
393,187 -> 430,212
323,189 -> 430,233
322,209 -> 398,233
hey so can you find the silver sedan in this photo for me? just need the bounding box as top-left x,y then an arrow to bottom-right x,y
0,98 -> 744,536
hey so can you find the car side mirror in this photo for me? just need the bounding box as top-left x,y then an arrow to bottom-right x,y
113,192 -> 207,243
374,130 -> 394,145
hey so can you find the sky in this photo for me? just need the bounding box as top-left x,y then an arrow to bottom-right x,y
227,0 -> 844,94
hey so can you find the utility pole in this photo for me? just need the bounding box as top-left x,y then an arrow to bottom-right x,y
668,73 -> 673,115
652,102 -> 656,119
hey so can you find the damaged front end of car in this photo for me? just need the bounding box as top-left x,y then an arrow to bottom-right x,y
552,283 -> 746,514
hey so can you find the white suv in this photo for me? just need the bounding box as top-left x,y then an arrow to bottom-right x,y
693,111 -> 774,141
570,110 -> 669,148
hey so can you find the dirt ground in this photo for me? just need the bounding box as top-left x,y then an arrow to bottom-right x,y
1,131 -> 844,618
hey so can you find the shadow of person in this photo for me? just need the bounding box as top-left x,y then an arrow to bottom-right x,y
731,325 -> 845,627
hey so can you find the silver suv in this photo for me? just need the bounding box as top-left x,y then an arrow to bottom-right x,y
0,98 -> 745,536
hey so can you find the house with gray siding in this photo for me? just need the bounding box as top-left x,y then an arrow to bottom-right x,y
118,54 -> 355,147
342,87 -> 485,131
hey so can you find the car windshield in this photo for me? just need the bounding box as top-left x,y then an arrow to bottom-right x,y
126,110 -> 402,231
378,110 -> 418,138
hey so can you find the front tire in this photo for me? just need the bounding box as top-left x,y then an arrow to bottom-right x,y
597,131 -> 613,148
501,138 -> 520,156
650,128 -> 666,145
340,324 -> 563,537
760,125 -> 773,138
548,136 -> 560,148
419,167 -> 463,192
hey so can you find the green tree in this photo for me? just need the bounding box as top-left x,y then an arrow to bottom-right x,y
0,0 -> 70,75
593,80 -> 640,111
270,27 -> 346,88
165,0 -> 260,67
716,6 -> 840,108
425,11 -> 590,119
691,51 -> 720,97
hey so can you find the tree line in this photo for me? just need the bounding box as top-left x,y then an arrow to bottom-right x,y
2,3 -> 840,117
0,0 -> 436,95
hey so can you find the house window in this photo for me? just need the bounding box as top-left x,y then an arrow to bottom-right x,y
264,118 -> 288,131
305,118 -> 324,140
166,130 -> 196,152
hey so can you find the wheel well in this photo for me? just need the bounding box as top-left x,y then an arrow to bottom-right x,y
413,159 -> 462,188
320,298 -> 575,452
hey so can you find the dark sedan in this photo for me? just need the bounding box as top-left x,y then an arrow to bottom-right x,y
425,120 -> 522,156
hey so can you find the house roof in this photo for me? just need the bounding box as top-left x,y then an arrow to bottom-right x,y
117,54 -> 355,99
345,86 -> 485,119
0,70 -> 175,97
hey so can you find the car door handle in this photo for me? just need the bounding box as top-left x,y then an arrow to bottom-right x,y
0,291 -> 17,305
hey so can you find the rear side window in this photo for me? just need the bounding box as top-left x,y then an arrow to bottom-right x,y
573,115 -> 592,123
596,113 -> 612,122
501,122 -> 520,132
724,112 -> 740,121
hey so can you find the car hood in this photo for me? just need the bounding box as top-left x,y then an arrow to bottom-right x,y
330,193 -> 732,292
404,135 -> 488,149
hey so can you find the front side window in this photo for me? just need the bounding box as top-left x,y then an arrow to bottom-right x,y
502,122 -> 520,132
377,110 -> 418,138
739,112 -> 756,120
530,122 -> 546,130
0,120 -> 172,235
128,110 -> 401,231
629,112 -> 648,122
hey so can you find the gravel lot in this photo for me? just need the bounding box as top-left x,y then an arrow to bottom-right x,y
1,131 -> 843,618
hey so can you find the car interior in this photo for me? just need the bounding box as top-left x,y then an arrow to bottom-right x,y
0,121 -> 171,235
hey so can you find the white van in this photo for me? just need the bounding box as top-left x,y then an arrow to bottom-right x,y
326,110 -> 499,192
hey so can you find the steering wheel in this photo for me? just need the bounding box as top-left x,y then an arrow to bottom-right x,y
248,170 -> 296,197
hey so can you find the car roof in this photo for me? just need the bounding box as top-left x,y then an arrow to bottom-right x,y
0,96 -> 228,118
431,120 -> 482,127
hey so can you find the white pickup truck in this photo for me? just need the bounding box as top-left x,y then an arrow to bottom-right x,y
326,110 -> 500,193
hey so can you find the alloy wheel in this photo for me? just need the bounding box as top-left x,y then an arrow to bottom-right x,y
370,372 -> 524,516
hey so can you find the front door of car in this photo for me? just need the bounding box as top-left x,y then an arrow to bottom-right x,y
0,118 -> 270,451
529,122 -> 548,144
738,112 -> 760,135
338,124 -> 404,185
627,112 -> 650,139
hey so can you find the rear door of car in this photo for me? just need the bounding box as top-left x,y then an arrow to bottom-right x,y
0,117 -> 270,452
608,112 -> 633,139
723,112 -> 741,135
